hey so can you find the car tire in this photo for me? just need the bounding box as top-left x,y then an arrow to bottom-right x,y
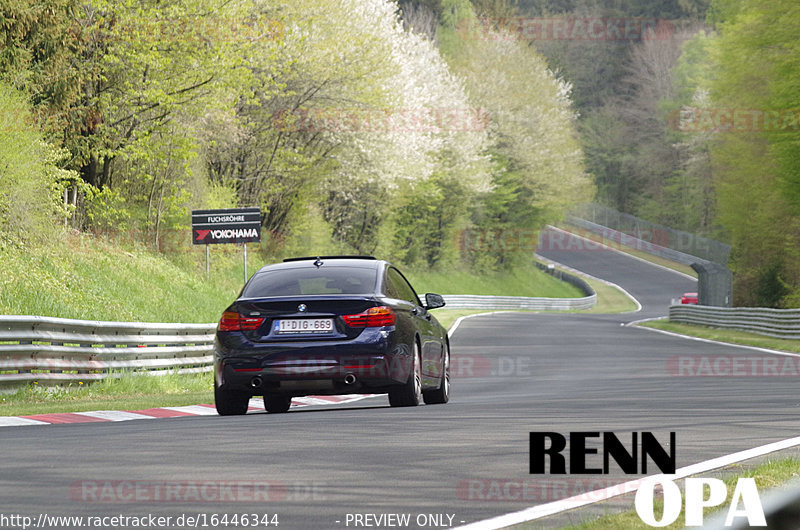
388,342 -> 422,407
423,343 -> 449,405
264,395 -> 292,413
215,384 -> 250,416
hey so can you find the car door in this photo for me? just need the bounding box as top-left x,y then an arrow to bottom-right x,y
386,267 -> 443,387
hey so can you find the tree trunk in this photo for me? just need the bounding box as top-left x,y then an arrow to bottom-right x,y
81,155 -> 99,187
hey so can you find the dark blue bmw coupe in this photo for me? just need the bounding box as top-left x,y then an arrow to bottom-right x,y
213,256 -> 450,414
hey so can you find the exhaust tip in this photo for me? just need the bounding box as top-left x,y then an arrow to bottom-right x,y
250,376 -> 263,389
343,373 -> 357,385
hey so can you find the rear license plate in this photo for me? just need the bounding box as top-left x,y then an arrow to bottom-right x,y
275,318 -> 335,334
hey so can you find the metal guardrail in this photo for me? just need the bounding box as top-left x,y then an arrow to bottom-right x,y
0,316 -> 216,384
533,260 -> 596,298
566,216 -> 709,267
669,305 -> 800,340
442,262 -> 596,311
570,202 -> 731,265
0,269 -> 595,385
442,293 -> 596,311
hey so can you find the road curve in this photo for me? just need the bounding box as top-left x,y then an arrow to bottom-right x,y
2,228 -> 798,529
537,225 -> 696,318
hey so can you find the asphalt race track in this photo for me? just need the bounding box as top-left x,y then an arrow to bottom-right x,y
2,227 -> 799,529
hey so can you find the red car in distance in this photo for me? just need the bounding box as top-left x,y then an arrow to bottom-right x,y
680,292 -> 699,304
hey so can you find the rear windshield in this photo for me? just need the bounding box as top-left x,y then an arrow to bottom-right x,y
241,266 -> 378,297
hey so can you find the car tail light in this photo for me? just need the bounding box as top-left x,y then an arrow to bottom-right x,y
342,306 -> 396,327
218,311 -> 265,332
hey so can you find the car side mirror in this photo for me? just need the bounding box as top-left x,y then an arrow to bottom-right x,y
424,293 -> 445,310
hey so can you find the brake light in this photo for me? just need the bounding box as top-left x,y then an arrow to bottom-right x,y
342,306 -> 396,327
218,311 -> 265,332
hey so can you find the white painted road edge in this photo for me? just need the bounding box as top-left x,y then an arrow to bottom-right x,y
449,312 -> 505,339
628,316 -> 800,358
454,434 -> 800,530
534,251 -> 643,313
0,394 -> 381,428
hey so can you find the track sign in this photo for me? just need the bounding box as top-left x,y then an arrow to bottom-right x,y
192,208 -> 261,245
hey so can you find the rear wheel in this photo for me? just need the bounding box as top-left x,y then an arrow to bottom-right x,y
389,342 -> 422,407
214,385 -> 249,416
423,343 -> 450,405
264,395 -> 292,413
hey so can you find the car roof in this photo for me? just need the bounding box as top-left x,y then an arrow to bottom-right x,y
282,255 -> 376,263
255,256 -> 387,274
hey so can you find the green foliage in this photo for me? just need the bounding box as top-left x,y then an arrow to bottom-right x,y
708,0 -> 800,306
466,156 -> 543,269
0,82 -> 78,243
1,0 -> 265,229
579,109 -> 639,212
512,0 -> 713,234
445,23 -> 594,255
84,187 -> 130,232
0,0 -> 82,136
204,181 -> 239,210
670,30 -> 715,105
0,0 -> 597,295
389,176 -> 469,267
321,181 -> 386,255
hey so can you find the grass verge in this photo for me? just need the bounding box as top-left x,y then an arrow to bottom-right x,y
639,320 -> 800,354
0,233 -> 245,323
430,309 -> 495,331
1,235 -> 586,324
570,276 -> 638,314
0,372 -> 213,416
555,457 -> 800,529
405,266 -> 585,298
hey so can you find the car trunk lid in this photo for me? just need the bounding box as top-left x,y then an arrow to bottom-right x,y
231,296 -> 387,342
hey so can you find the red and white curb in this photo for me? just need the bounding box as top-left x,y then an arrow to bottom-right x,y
0,394 -> 379,428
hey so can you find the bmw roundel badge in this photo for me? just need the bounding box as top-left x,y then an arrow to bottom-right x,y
298,304 -> 307,312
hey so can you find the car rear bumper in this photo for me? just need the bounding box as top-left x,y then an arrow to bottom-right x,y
214,329 -> 412,396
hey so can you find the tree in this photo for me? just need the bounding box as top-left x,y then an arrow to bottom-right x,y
446,26 -> 593,235
205,0 -> 491,260
708,0 -> 800,306
0,82 -> 78,242
0,0 -> 83,137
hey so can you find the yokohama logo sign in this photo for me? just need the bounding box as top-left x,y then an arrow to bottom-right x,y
195,228 -> 259,242
191,208 -> 261,245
